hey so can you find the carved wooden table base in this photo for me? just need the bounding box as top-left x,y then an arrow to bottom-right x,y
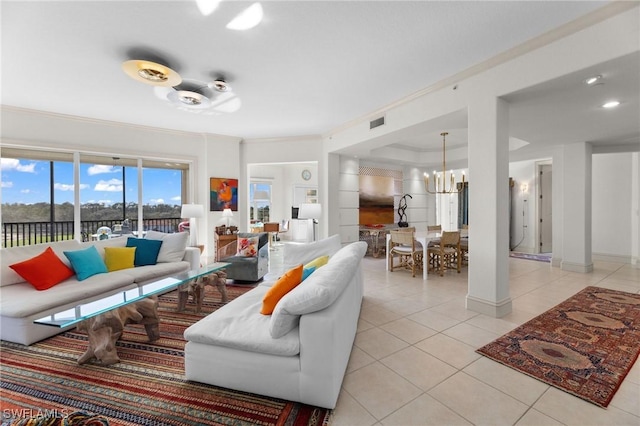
177,270 -> 228,313
76,296 -> 159,365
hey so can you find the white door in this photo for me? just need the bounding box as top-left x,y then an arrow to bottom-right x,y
538,164 -> 553,253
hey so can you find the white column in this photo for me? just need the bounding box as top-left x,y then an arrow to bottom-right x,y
551,147 -> 564,267
632,153 -> 639,267
466,96 -> 512,317
560,142 -> 593,273
73,152 -> 81,241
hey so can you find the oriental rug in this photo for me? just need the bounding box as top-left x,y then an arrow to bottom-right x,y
477,286 -> 640,408
0,285 -> 331,426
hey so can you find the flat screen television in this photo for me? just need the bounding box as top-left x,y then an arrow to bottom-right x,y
291,207 -> 299,219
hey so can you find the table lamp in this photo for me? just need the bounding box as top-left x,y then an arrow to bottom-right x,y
222,208 -> 234,228
181,204 -> 204,247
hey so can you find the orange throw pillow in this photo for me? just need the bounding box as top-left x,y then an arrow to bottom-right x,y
260,264 -> 303,315
9,246 -> 75,290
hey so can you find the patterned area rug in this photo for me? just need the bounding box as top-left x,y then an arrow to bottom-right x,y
0,285 -> 331,425
477,286 -> 640,408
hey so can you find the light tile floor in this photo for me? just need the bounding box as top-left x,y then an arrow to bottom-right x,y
325,255 -> 640,426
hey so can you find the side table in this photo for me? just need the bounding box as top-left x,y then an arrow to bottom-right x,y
214,233 -> 236,261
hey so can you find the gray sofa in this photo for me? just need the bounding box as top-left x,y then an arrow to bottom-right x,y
219,232 -> 269,282
0,233 -> 200,345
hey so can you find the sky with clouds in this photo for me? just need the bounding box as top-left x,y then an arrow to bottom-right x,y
1,158 -> 182,206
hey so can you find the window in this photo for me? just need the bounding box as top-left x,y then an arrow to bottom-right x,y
1,148 -> 74,246
1,148 -> 188,247
249,181 -> 271,223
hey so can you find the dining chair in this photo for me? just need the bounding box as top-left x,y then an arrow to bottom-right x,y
397,226 -> 422,249
426,224 -> 442,268
427,231 -> 461,276
460,225 -> 469,266
388,229 -> 423,277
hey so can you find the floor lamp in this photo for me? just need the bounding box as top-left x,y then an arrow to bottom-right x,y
298,203 -> 321,242
181,204 -> 204,247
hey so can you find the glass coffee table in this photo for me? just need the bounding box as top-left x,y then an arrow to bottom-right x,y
34,263 -> 229,365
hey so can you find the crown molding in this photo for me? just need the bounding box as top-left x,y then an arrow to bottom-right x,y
0,105 -> 238,141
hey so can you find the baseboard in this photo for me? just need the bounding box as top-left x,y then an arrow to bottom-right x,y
592,252 -> 633,264
466,294 -> 512,318
560,261 -> 594,273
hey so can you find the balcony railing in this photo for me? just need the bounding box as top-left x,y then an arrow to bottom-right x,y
1,218 -> 183,248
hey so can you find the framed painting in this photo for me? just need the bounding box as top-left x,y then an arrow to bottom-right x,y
210,177 -> 238,211
359,175 -> 394,224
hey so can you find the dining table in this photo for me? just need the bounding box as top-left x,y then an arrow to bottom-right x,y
386,229 -> 468,280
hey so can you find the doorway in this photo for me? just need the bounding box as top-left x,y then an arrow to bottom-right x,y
537,163 -> 552,253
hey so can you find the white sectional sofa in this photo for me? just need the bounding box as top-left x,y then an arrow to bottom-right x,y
1,232 -> 200,346
184,235 -> 367,409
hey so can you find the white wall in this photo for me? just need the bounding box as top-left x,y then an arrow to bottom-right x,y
242,136 -> 324,236
247,162 -> 318,226
592,152 -> 633,260
507,154 -> 636,261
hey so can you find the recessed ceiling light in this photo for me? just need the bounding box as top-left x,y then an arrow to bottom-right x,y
602,100 -> 620,108
226,3 -> 263,30
584,75 -> 603,85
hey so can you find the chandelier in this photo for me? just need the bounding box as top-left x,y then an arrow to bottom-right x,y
423,132 -> 465,194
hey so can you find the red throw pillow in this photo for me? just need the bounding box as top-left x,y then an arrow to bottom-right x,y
9,247 -> 75,290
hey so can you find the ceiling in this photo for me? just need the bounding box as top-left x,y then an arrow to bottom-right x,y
2,1 -> 638,168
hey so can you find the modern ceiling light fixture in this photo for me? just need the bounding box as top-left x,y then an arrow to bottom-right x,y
423,132 -> 465,194
124,52 -> 237,112
226,2 -> 263,30
602,100 -> 620,108
122,59 -> 182,87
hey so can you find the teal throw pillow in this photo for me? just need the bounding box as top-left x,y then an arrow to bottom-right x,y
126,237 -> 163,266
63,245 -> 108,281
302,266 -> 316,281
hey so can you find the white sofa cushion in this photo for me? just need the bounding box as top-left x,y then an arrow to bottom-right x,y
270,241 -> 367,338
184,286 -> 300,356
0,270 -> 136,318
123,261 -> 190,284
1,240 -> 81,287
282,234 -> 342,271
145,230 -> 189,263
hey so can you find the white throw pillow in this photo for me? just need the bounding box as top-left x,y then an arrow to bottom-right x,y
269,241 -> 367,338
282,234 -> 342,271
145,230 -> 189,263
